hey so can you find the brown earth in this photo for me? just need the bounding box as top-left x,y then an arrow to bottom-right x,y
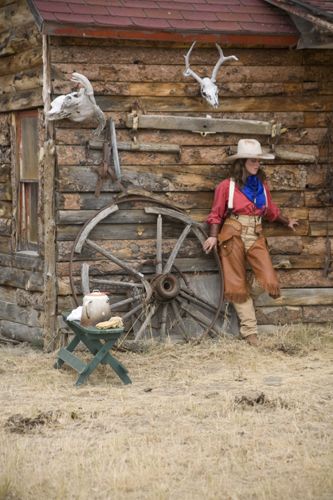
0,326 -> 332,500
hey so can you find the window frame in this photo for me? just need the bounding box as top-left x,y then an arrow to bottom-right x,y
14,109 -> 40,253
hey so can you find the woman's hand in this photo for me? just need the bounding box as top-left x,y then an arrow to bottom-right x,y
203,237 -> 217,254
287,218 -> 299,231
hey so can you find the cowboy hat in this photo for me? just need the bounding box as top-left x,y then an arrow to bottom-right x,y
227,139 -> 275,161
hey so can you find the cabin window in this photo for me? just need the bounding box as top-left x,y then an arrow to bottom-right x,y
15,110 -> 39,252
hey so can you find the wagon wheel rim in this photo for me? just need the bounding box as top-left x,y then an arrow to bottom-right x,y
69,194 -> 224,341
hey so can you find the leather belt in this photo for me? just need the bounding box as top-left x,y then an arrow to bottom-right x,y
230,214 -> 262,225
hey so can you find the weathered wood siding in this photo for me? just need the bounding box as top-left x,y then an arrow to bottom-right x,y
50,37 -> 333,330
0,0 -> 44,343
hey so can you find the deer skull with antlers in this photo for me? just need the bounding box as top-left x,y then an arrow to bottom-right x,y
47,72 -> 106,136
183,42 -> 238,108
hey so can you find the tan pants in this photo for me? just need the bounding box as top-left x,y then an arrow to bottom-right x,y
231,215 -> 265,339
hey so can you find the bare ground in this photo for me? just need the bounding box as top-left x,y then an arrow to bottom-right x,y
0,326 -> 332,500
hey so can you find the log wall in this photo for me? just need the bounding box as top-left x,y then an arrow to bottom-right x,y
1,12 -> 333,343
0,0 -> 44,343
50,37 -> 333,332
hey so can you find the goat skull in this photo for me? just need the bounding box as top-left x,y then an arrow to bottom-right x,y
183,42 -> 238,108
47,73 -> 106,136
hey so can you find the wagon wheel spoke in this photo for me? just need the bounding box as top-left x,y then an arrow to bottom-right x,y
90,279 -> 143,289
179,288 -> 219,315
176,297 -> 222,337
163,224 -> 192,274
110,295 -> 144,312
81,263 -> 90,295
134,304 -> 159,341
86,239 -> 144,281
123,303 -> 144,321
170,301 -> 189,341
159,303 -> 169,341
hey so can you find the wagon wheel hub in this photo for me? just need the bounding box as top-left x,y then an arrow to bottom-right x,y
151,274 -> 180,302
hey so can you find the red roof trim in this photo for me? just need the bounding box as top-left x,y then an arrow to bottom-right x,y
42,23 -> 298,47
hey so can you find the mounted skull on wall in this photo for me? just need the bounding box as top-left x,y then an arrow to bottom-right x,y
47,73 -> 106,136
183,42 -> 239,108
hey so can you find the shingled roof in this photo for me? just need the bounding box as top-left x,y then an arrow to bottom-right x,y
265,0 -> 333,47
27,0 -> 299,47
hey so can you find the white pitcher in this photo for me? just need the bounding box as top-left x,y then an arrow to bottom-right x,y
80,290 -> 111,327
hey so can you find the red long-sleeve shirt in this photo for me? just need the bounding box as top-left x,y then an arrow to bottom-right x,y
206,178 -> 281,225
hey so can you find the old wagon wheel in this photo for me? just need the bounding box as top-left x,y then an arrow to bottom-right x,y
69,195 -> 226,342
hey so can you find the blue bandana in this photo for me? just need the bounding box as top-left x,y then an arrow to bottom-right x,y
241,175 -> 266,209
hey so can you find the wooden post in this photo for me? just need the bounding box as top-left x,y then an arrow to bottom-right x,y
42,34 -> 57,352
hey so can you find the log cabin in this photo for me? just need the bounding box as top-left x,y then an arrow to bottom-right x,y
0,0 -> 332,349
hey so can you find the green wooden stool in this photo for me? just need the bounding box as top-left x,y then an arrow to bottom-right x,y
54,316 -> 132,386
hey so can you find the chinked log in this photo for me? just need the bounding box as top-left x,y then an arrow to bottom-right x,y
0,320 -> 43,344
50,45 -> 303,66
57,191 -> 302,211
277,269 -> 332,287
256,287 -> 333,306
0,300 -> 41,327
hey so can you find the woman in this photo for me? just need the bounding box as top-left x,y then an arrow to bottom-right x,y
203,139 -> 298,346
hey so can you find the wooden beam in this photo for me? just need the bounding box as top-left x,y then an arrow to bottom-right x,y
42,34 -> 57,352
88,138 -> 180,154
126,113 -> 278,136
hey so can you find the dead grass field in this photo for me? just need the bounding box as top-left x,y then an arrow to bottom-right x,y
0,326 -> 332,500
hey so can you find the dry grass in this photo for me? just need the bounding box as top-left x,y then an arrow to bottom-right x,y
0,325 -> 332,500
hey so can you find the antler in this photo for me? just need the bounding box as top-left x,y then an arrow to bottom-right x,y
71,72 -> 96,104
71,72 -> 106,136
183,41 -> 203,84
211,44 -> 238,83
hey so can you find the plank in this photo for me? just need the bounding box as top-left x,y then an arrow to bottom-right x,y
57,348 -> 86,373
126,114 -> 276,135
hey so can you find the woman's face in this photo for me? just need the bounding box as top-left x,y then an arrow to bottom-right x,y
244,158 -> 260,176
